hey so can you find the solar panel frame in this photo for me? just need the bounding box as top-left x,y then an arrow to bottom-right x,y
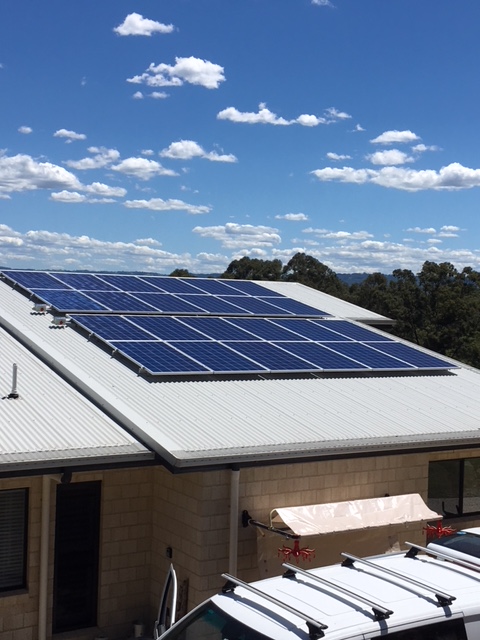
70,315 -> 155,341
3,270 -> 70,290
33,289 -> 108,312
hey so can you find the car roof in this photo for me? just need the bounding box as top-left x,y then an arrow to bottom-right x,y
210,547 -> 480,640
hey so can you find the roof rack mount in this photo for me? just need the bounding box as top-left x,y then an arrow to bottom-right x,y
282,562 -> 393,621
341,552 -> 455,607
221,573 -> 327,640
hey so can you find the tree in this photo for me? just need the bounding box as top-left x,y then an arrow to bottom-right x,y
281,253 -> 348,297
169,268 -> 195,277
221,257 -> 282,280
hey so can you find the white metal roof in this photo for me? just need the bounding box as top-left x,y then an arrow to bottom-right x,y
1,278 -> 479,470
0,313 -> 153,474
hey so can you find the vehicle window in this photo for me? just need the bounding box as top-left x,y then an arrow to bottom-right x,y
373,618 -> 467,640
430,532 -> 480,558
162,602 -> 273,640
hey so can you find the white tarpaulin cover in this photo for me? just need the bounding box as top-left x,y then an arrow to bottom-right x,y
270,493 -> 440,536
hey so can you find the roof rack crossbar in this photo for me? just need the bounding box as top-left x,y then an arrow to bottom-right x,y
405,541 -> 480,574
341,553 -> 455,607
221,573 -> 328,640
282,562 -> 393,621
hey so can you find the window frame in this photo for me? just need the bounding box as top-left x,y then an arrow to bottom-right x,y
0,487 -> 29,593
428,458 -> 480,518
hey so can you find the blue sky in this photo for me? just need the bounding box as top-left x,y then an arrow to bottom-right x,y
1,0 -> 480,275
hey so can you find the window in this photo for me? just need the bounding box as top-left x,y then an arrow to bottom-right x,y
428,458 -> 480,517
376,618 -> 467,639
0,488 -> 28,591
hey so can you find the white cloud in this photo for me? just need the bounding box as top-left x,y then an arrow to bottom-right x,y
406,227 -> 437,234
124,198 -> 210,215
441,225 -> 460,232
0,153 -> 81,194
141,149 -> 155,156
65,147 -> 120,170
114,13 -> 174,37
311,162 -> 480,191
327,152 -> 351,161
128,57 -> 225,90
50,190 -> 86,203
427,238 -> 442,245
111,157 -> 177,180
193,223 -> 281,249
160,140 -> 237,163
325,107 -> 351,120
150,91 -> 168,99
217,103 -> 330,127
312,0 -> 334,6
354,124 -> 365,132
303,228 -> 374,240
367,149 -> 414,166
412,143 -> 440,153
53,128 -> 87,143
275,213 -> 309,221
370,130 -> 420,145
85,182 -> 127,197
18,126 -> 32,134
133,91 -> 144,100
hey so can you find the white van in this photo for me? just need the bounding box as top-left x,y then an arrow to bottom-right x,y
426,528 -> 480,567
155,541 -> 480,640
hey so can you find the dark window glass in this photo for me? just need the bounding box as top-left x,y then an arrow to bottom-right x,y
379,617 -> 467,639
0,488 -> 28,591
428,458 -> 480,517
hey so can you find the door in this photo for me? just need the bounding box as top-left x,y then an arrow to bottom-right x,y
154,564 -> 178,638
53,481 -> 101,633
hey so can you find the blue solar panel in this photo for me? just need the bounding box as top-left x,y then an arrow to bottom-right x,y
130,316 -> 209,341
371,342 -> 455,369
262,297 -> 329,317
34,290 -> 107,312
179,318 -> 255,341
278,342 -> 371,371
86,291 -> 159,313
325,342 -> 415,370
183,278 -> 245,295
311,320 -> 393,342
131,293 -> 208,313
227,341 -> 321,372
176,295 -> 249,315
216,280 -> 284,297
228,318 -> 309,341
139,277 -> 200,294
111,341 -> 211,375
219,296 -> 292,316
53,273 -> 118,291
3,270 -> 69,290
271,319 -> 354,342
71,315 -> 154,341
97,274 -> 165,293
171,341 -> 268,373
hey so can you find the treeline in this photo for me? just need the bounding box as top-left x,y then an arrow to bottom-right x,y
171,254 -> 480,368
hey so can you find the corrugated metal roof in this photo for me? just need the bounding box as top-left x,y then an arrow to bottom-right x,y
0,279 -> 479,470
0,310 -> 153,473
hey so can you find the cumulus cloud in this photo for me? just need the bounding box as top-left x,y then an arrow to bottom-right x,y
303,228 -> 374,241
370,130 -> 420,145
354,124 -> 365,132
18,126 -> 32,134
0,153 -> 81,194
275,213 -> 309,221
367,149 -> 414,166
53,128 -> 87,143
111,157 -> 177,180
406,227 -> 437,234
65,147 -> 120,170
217,103 -> 350,127
114,13 -> 174,36
85,182 -> 126,197
150,91 -> 168,99
311,162 -> 480,191
327,152 -> 351,161
193,223 -> 281,249
312,0 -> 334,5
412,143 -> 440,153
124,198 -> 210,215
127,56 -> 225,89
160,140 -> 237,163
325,107 -> 351,120
133,91 -> 144,100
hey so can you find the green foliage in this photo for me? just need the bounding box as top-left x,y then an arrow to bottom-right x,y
221,256 -> 283,281
169,268 -> 195,277
281,253 -> 349,298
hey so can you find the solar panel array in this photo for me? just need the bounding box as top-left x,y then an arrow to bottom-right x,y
1,269 -> 457,378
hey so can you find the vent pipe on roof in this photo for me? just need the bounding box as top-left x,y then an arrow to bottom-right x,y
8,363 -> 19,399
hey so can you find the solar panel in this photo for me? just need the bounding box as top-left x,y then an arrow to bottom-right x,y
179,317 -> 256,341
170,341 -> 268,373
218,296 -> 292,316
227,318 -> 309,341
138,276 -> 200,294
215,280 -> 283,297
271,319 -> 354,342
227,341 -> 321,372
323,342 -> 415,370
33,290 -> 107,312
53,273 -> 118,291
129,292 -> 207,314
86,291 -> 159,313
130,316 -> 210,341
278,342 -> 371,371
311,319 -> 393,342
371,342 -> 454,369
110,341 -> 211,375
96,274 -> 165,293
71,315 -> 154,341
175,294 -> 249,315
182,278 -> 246,295
3,270 -> 69,290
262,297 -> 329,317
